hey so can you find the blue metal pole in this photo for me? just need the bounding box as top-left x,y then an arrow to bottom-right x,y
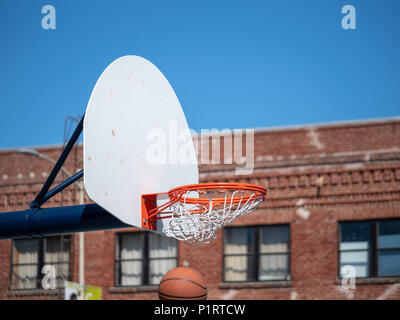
0,204 -> 131,239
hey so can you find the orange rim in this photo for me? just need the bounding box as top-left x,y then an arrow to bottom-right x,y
169,182 -> 266,204
146,183 -> 266,220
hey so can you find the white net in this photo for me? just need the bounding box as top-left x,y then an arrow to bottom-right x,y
162,190 -> 265,245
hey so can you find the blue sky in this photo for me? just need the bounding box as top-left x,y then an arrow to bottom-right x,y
0,0 -> 399,149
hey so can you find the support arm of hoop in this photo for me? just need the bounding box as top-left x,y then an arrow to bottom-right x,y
41,169 -> 84,205
141,192 -> 185,231
30,115 -> 85,209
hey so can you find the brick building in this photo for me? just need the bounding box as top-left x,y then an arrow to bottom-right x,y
0,118 -> 400,300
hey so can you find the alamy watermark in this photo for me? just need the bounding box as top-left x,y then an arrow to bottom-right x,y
145,121 -> 255,175
41,264 -> 56,289
41,5 -> 56,30
341,265 -> 356,290
40,4 -> 357,31
341,5 -> 356,30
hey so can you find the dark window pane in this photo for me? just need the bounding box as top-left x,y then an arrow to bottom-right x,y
224,227 -> 256,282
119,233 -> 144,286
378,250 -> 400,276
378,221 -> 400,249
149,259 -> 177,285
120,233 -> 144,260
44,236 -> 71,288
12,239 -> 40,289
149,233 -> 177,258
225,228 -> 253,254
340,222 -> 371,250
260,225 -> 289,253
340,251 -> 370,278
54,262 -> 70,288
13,239 -> 40,265
115,261 -> 123,286
259,253 -> 289,280
120,260 -> 143,286
148,233 -> 178,285
11,265 -> 39,289
45,236 -> 70,263
224,255 -> 254,281
117,232 -> 178,286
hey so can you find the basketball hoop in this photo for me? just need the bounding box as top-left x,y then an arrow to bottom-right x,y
141,183 -> 267,245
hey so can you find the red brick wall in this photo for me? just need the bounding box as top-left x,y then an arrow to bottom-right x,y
1,119 -> 400,300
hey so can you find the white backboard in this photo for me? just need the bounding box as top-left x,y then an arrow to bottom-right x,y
83,56 -> 198,232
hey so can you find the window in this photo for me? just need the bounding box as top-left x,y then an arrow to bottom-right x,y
223,225 -> 290,282
115,232 -> 178,286
11,235 -> 71,289
339,220 -> 400,278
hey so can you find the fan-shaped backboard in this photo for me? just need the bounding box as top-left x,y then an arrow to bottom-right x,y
83,56 -> 198,233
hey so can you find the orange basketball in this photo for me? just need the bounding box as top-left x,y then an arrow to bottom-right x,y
158,267 -> 207,300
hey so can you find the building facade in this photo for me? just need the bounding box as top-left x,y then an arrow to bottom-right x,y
0,118 -> 400,300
